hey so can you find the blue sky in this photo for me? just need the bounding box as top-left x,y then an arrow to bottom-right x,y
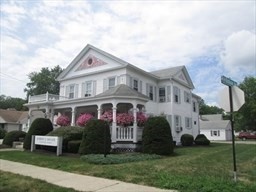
0,0 -> 255,106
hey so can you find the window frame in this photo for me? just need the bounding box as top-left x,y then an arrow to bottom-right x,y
69,84 -> 75,99
108,77 -> 116,89
159,87 -> 166,103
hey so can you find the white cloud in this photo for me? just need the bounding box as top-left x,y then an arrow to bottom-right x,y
220,30 -> 256,75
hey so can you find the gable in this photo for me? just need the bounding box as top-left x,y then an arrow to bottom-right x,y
173,67 -> 194,89
58,44 -> 128,81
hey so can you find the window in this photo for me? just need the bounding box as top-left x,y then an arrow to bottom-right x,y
159,87 -> 166,102
173,86 -> 180,103
185,117 -> 192,129
85,81 -> 92,97
193,101 -> 197,112
149,85 -> 153,100
69,85 -> 75,99
109,77 -> 115,89
211,130 -> 220,136
174,115 -> 181,131
133,79 -> 138,91
194,121 -> 197,125
184,91 -> 191,103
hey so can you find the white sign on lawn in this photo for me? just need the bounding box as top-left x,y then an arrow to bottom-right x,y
218,86 -> 245,112
35,136 -> 59,146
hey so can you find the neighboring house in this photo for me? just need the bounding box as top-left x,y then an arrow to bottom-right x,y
24,44 -> 200,149
200,114 -> 232,141
0,109 -> 28,132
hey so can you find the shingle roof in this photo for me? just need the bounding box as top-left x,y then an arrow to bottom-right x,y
200,120 -> 231,130
95,84 -> 149,100
0,109 -> 28,123
150,66 -> 184,78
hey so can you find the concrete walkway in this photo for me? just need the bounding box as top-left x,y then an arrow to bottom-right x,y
0,159 -> 176,192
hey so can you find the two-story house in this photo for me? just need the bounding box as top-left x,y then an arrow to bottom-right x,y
25,44 -> 200,149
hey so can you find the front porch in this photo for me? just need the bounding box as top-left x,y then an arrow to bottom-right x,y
25,84 -> 149,150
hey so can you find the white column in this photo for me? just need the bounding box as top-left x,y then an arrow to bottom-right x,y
112,106 -> 117,142
133,107 -> 138,142
97,105 -> 102,119
71,107 -> 76,126
45,107 -> 50,119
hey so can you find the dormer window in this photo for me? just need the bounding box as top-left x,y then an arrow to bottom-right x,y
133,79 -> 138,91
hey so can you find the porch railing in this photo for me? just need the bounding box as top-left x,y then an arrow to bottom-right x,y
28,92 -> 68,103
116,126 -> 133,141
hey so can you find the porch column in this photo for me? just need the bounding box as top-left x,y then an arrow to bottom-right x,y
45,107 -> 50,119
112,106 -> 117,142
71,107 -> 76,126
133,107 -> 138,142
97,105 -> 102,119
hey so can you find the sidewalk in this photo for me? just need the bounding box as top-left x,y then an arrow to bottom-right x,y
0,159 -> 177,192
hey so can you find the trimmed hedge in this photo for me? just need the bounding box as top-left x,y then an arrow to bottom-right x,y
23,118 -> 53,150
195,134 -> 210,145
181,134 -> 194,146
67,140 -> 82,153
2,130 -> 26,146
0,129 -> 7,139
47,126 -> 83,152
79,119 -> 111,155
142,116 -> 174,155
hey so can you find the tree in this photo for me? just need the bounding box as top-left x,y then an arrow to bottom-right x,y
0,95 -> 27,111
24,65 -> 63,97
235,76 -> 256,131
199,99 -> 224,115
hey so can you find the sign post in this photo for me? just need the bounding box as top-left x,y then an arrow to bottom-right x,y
220,76 -> 238,182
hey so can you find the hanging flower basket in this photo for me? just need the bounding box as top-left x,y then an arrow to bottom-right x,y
56,115 -> 71,126
76,113 -> 94,127
116,113 -> 134,127
137,112 -> 148,127
100,110 -> 113,123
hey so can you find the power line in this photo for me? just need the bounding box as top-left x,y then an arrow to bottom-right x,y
0,72 -> 27,83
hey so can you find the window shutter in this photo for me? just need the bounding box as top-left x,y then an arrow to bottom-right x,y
103,79 -> 108,91
81,83 -> 85,97
117,76 -> 120,85
178,88 -> 181,103
154,86 -> 157,102
93,81 -> 96,96
74,84 -> 79,98
60,85 -> 64,96
139,80 -> 142,93
167,86 -> 171,102
130,77 -> 133,88
146,83 -> 149,96
65,86 -> 69,98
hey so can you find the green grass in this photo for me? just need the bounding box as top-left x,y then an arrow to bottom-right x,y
0,171 -> 79,192
0,143 -> 255,192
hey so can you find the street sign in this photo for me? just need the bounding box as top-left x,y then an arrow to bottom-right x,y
221,76 -> 238,86
218,86 -> 245,112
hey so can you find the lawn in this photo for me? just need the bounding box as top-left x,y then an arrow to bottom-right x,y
0,143 -> 255,192
0,171 -> 79,192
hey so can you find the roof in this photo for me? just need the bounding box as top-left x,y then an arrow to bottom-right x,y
0,109 -> 28,124
201,114 -> 223,121
151,66 -> 184,78
200,120 -> 231,130
95,84 -> 149,100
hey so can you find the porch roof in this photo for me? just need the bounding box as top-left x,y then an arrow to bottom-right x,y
95,84 -> 149,100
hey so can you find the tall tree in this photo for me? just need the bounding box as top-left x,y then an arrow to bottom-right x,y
199,99 -> 224,115
24,65 -> 63,97
0,95 -> 27,111
235,76 -> 256,131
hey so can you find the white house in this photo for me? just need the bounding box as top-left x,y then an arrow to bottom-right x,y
200,114 -> 232,141
25,44 -> 200,149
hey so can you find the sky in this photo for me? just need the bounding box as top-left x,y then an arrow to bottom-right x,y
0,0 -> 255,106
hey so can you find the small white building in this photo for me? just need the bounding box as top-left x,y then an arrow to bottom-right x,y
25,44 -> 201,149
200,114 -> 232,141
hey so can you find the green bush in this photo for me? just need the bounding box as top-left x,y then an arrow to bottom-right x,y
194,134 -> 210,145
67,140 -> 82,153
47,126 -> 83,152
2,130 -> 26,146
0,129 -> 7,139
142,116 -> 174,155
23,118 -> 53,150
181,134 -> 194,146
79,119 -> 111,155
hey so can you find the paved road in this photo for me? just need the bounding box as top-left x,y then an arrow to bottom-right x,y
211,140 -> 256,145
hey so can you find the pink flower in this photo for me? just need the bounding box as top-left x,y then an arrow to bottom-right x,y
100,110 -> 113,123
56,115 -> 71,126
116,113 -> 134,127
76,113 -> 94,126
136,112 -> 148,127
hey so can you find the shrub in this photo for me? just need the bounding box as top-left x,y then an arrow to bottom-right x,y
3,130 -> 26,146
0,129 -> 7,139
76,113 -> 94,127
194,134 -> 210,145
23,118 -> 53,150
47,126 -> 83,152
142,116 -> 174,155
137,112 -> 148,127
181,134 -> 194,146
56,115 -> 70,126
67,140 -> 82,153
79,119 -> 111,155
